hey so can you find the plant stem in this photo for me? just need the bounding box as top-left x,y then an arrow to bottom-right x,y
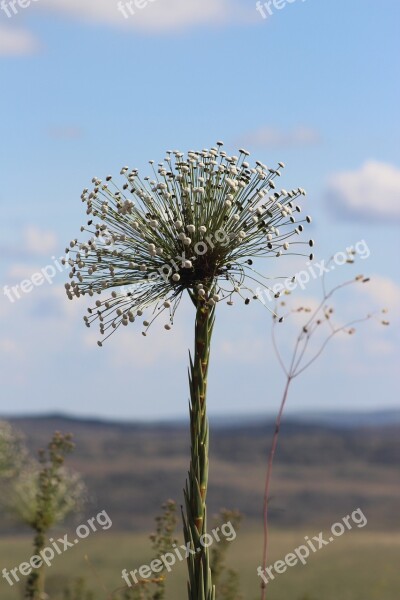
183,301 -> 216,600
260,376 -> 292,600
25,531 -> 46,599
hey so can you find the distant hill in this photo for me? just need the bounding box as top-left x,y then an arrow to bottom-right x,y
4,407 -> 400,428
1,412 -> 399,533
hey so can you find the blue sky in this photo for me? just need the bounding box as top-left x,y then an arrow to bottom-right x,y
0,0 -> 399,420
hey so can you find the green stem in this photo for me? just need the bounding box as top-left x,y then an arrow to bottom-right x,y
183,300 -> 216,600
25,530 -> 46,599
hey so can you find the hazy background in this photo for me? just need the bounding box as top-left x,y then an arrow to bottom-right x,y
0,0 -> 399,421
1,4 -> 400,598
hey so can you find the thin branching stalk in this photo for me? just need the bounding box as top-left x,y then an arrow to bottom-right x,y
261,376 -> 291,598
260,259 -> 388,600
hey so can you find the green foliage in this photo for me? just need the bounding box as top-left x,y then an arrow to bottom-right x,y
0,424 -> 87,600
32,431 -> 77,529
120,500 -> 178,600
24,431 -> 83,599
62,577 -> 95,600
148,499 -> 178,600
210,509 -> 243,600
0,425 -> 86,529
0,426 -> 85,599
0,421 -> 28,481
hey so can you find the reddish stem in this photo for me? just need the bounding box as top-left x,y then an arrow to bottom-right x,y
260,376 -> 292,600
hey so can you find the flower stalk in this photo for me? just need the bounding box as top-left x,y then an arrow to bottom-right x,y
65,143 -> 313,600
183,298 -> 215,600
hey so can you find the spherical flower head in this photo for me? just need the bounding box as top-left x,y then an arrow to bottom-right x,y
65,144 -> 312,343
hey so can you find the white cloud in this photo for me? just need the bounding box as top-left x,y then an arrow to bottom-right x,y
0,25 -> 39,56
358,274 -> 400,317
38,0 -> 253,32
47,126 -> 83,140
0,0 -> 254,59
0,338 -> 21,357
326,161 -> 400,222
0,296 -> 12,319
24,226 -> 58,256
6,263 -> 41,281
237,125 -> 321,149
3,226 -> 59,265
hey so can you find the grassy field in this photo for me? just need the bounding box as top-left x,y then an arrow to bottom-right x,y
0,527 -> 399,600
2,416 -> 399,598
